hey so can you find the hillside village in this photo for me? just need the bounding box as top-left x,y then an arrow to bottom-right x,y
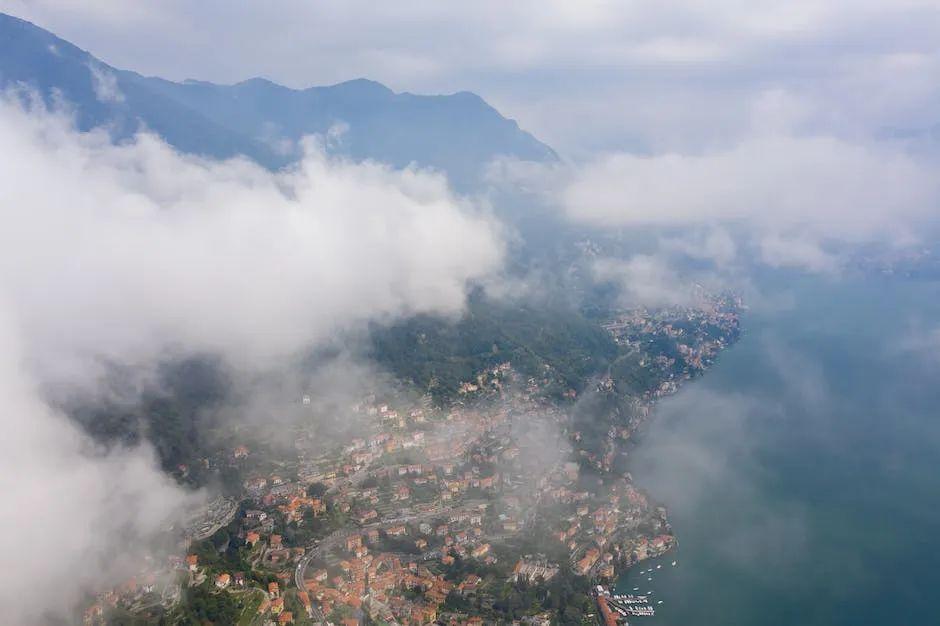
83,298 -> 739,625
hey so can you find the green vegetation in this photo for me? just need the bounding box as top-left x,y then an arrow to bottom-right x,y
235,589 -> 265,626
370,291 -> 618,403
68,356 -> 232,488
442,569 -> 595,624
609,352 -> 659,395
175,584 -> 240,625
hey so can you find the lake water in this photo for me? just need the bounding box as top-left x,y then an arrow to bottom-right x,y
616,273 -> 940,625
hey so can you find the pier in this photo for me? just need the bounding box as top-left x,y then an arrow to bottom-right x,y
595,585 -> 656,622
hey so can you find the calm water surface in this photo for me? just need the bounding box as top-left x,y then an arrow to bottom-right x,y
616,274 -> 940,625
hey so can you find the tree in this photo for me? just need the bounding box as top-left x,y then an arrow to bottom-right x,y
306,482 -> 328,497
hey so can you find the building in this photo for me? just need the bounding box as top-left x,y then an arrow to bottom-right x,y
471,543 -> 491,558
346,535 -> 363,552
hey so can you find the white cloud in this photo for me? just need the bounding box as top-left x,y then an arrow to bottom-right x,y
562,120 -> 939,271
661,227 -> 738,267
565,132 -> 937,236
0,95 -> 504,622
593,254 -> 698,308
758,233 -> 839,273
0,96 -> 503,379
0,307 -> 201,624
87,61 -> 124,103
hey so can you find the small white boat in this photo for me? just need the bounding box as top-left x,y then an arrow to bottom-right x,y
647,577 -> 652,581
656,565 -> 662,569
657,600 -> 663,605
672,561 -> 677,566
633,587 -> 639,591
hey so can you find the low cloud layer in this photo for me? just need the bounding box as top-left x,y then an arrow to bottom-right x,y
0,95 -> 504,622
490,85 -> 939,280
564,132 -> 937,242
593,255 -> 699,309
0,311 -> 201,624
1,95 -> 503,380
555,92 -> 940,281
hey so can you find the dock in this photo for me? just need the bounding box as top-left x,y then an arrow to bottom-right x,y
595,585 -> 656,622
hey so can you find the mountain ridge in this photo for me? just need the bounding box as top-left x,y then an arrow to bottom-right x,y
0,12 -> 556,187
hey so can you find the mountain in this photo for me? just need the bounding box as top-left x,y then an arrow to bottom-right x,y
0,13 -> 281,167
0,13 -> 556,187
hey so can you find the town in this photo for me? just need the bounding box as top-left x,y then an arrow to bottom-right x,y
82,297 -> 740,625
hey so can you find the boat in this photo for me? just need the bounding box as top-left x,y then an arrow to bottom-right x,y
647,577 -> 652,581
672,561 -> 677,566
656,565 -> 662,569
657,600 -> 663,605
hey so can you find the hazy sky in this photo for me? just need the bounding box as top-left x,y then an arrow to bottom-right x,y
3,0 -> 940,157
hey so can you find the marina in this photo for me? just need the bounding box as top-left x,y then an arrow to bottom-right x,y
596,585 -> 657,622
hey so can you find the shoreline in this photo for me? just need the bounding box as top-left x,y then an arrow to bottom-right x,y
602,303 -> 743,585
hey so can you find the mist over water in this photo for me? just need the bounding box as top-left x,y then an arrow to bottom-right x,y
617,272 -> 940,625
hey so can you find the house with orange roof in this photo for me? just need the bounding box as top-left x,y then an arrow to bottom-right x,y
342,593 -> 363,609
471,543 -> 490,558
458,574 -> 481,595
575,547 -> 600,575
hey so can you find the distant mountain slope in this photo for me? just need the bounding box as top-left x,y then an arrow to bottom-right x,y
0,13 -> 283,167
0,13 -> 556,186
